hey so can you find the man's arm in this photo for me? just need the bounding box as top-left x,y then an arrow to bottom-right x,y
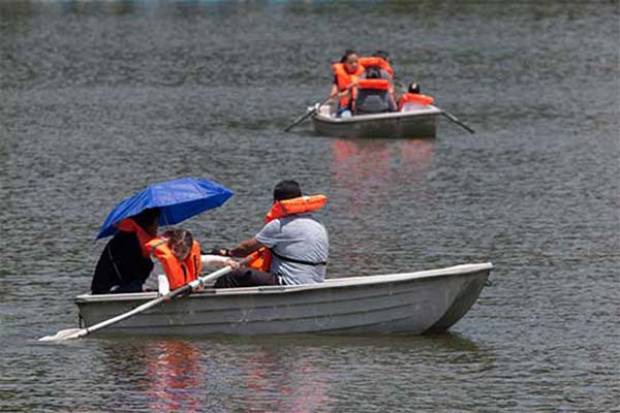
229,237 -> 265,258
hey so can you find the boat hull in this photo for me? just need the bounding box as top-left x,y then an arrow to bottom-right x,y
75,263 -> 492,336
311,104 -> 442,139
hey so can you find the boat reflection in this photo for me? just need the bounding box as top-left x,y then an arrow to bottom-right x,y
144,340 -> 205,413
329,138 -> 436,274
236,347 -> 333,413
92,330 -> 491,412
330,138 -> 435,212
97,337 -> 334,412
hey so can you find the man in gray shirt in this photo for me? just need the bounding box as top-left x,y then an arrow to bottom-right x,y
214,180 -> 329,288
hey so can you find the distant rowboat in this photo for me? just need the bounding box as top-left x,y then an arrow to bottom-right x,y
75,262 -> 492,336
311,102 -> 442,139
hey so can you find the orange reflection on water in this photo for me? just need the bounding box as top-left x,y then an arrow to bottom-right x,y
331,138 -> 435,212
146,340 -> 204,413
241,349 -> 332,413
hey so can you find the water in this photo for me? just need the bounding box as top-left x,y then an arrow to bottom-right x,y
1,1 -> 618,411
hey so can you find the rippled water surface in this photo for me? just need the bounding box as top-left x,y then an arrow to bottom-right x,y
1,1 -> 618,412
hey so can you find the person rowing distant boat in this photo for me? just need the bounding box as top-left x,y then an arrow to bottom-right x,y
331,50 -> 365,118
331,50 -> 398,117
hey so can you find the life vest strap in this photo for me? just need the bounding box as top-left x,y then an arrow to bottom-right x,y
271,249 -> 327,266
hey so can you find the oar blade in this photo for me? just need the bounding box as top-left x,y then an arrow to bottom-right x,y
38,328 -> 87,342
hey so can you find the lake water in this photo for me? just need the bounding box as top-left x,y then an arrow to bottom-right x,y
1,1 -> 618,412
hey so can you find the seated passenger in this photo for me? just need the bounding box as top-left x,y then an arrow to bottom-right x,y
214,180 -> 329,288
146,228 -> 202,291
358,50 -> 395,79
331,50 -> 365,118
398,82 -> 435,111
91,208 -> 160,295
147,228 -> 237,291
353,67 -> 397,114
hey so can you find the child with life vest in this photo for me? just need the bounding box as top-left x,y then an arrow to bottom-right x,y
398,82 -> 435,111
147,228 -> 239,292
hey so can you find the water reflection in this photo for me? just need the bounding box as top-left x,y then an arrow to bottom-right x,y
144,340 -> 205,413
96,339 -> 205,412
330,138 -> 435,212
96,337 -> 337,412
329,138 -> 436,274
91,333 -> 489,412
237,347 -> 333,413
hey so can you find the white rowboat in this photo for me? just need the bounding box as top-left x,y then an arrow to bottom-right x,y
74,263 -> 492,336
311,102 -> 442,139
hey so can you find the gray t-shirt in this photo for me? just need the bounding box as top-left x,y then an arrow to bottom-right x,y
255,214 -> 328,285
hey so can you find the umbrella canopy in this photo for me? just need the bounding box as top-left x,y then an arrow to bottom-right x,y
96,177 -> 234,239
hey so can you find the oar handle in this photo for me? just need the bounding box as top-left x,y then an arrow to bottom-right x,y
283,94 -> 337,132
189,252 -> 257,289
440,110 -> 475,134
82,293 -> 170,336
395,80 -> 475,134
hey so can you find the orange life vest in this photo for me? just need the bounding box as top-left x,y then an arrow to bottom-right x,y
146,238 -> 202,290
358,56 -> 394,78
249,195 -> 328,272
332,63 -> 364,108
357,78 -> 391,91
115,218 -> 156,257
398,93 -> 434,109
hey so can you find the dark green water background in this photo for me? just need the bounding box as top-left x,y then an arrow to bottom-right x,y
1,1 -> 618,412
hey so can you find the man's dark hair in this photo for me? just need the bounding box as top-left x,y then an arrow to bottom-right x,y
132,208 -> 160,229
273,180 -> 302,201
340,49 -> 357,63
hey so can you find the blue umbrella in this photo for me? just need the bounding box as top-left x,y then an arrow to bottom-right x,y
96,177 -> 234,239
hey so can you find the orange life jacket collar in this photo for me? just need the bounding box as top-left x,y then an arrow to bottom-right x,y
115,218 -> 156,257
399,93 -> 435,108
249,195 -> 328,272
358,56 -> 394,77
265,194 -> 328,223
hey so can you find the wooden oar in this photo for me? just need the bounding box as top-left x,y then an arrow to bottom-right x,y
39,256 -> 251,342
394,80 -> 475,134
283,94 -> 337,132
438,109 -> 475,134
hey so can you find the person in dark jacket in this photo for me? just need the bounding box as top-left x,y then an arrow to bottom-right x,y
354,66 -> 397,114
91,208 -> 160,294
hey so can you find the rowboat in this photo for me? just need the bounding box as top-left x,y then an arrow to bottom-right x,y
74,262 -> 492,336
311,101 -> 442,139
